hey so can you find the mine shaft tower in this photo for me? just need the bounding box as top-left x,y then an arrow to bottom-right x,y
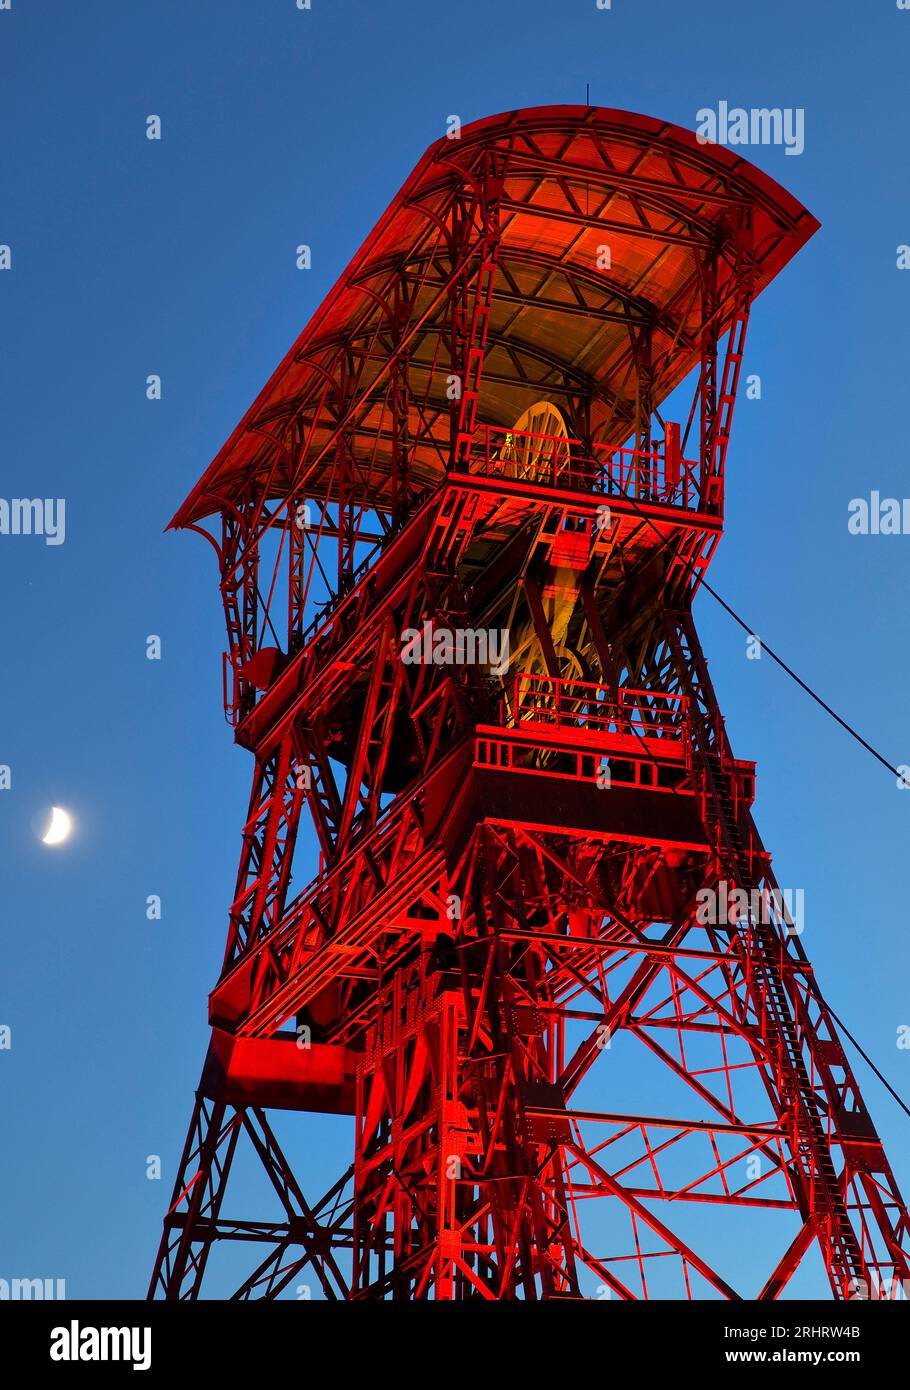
150,107 -> 910,1300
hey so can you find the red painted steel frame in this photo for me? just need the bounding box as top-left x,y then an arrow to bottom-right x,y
150,107 -> 910,1301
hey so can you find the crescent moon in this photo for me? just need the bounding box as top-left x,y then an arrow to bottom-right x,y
42,806 -> 72,845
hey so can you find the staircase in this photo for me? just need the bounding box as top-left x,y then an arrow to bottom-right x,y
665,610 -> 866,1296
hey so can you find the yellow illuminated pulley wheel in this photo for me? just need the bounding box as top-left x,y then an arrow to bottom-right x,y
499,400 -> 570,482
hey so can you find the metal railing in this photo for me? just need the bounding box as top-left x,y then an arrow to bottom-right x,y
467,422 -> 702,510
503,673 -> 688,742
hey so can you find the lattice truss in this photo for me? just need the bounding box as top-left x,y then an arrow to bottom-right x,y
150,109 -> 910,1301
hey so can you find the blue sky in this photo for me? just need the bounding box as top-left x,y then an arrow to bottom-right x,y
1,0 -> 908,1299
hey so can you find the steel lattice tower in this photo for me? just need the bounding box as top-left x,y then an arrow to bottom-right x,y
150,107 -> 910,1301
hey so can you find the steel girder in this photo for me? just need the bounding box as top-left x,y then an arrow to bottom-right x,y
151,109 -> 908,1302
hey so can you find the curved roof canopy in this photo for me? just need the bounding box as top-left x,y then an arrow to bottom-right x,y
172,106 -> 818,528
